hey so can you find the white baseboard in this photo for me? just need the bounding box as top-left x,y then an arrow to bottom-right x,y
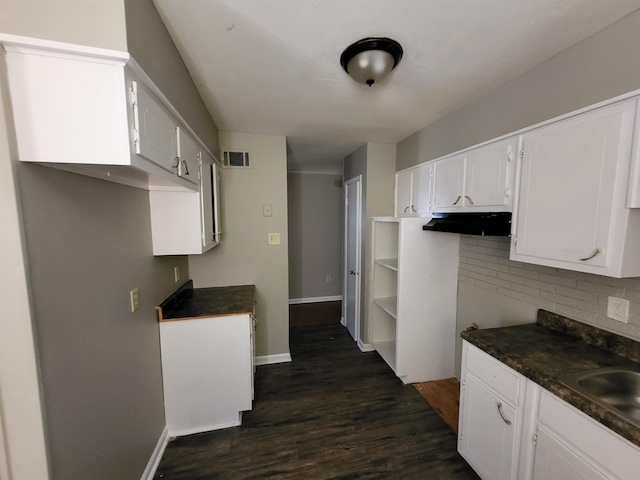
255,353 -> 292,366
168,413 -> 242,437
140,426 -> 168,480
289,295 -> 342,305
357,340 -> 375,352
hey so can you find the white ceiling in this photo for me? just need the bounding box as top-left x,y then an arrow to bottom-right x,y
153,0 -> 640,173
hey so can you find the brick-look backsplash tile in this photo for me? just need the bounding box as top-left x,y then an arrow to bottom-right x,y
458,235 -> 640,341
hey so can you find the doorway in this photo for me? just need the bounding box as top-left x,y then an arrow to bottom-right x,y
343,175 -> 362,342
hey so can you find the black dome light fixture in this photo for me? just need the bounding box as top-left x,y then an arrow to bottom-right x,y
340,37 -> 403,87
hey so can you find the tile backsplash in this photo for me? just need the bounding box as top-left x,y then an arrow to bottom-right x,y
459,236 -> 640,341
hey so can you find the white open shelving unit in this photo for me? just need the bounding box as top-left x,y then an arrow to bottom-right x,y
370,217 -> 460,384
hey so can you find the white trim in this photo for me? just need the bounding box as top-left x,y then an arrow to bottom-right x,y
358,340 -> 375,352
168,414 -> 242,438
0,33 -> 129,61
288,295 -> 342,305
140,426 -> 169,480
255,353 -> 292,366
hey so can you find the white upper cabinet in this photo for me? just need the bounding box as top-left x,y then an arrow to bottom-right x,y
433,137 -> 516,212
1,35 -> 209,192
396,164 -> 433,217
176,128 -> 199,185
149,149 -> 222,255
511,99 -> 640,277
131,79 -> 178,173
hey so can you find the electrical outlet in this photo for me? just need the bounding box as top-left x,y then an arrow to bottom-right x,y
130,288 -> 139,313
268,233 -> 280,245
326,275 -> 331,283
607,296 -> 629,323
174,266 -> 180,283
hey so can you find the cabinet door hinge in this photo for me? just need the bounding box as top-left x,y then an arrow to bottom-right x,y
532,433 -> 538,445
507,145 -> 513,162
129,81 -> 140,153
519,149 -> 524,160
513,236 -> 518,246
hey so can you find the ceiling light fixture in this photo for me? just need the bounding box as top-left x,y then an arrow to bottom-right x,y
340,37 -> 403,87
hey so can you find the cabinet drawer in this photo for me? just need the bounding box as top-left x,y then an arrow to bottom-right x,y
537,390 -> 640,480
464,342 -> 523,405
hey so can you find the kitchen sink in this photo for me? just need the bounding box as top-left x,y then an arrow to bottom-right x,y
558,366 -> 640,428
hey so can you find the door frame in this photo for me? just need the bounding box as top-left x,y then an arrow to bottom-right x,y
343,175 -> 362,343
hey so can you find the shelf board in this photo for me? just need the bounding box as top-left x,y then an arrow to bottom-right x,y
373,296 -> 397,318
375,258 -> 398,271
374,340 -> 396,371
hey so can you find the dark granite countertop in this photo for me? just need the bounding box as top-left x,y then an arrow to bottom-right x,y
462,310 -> 640,448
157,280 -> 256,322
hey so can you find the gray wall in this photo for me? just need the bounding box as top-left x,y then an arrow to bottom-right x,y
344,143 -> 396,344
394,10 -> 640,377
0,0 -> 219,478
124,0 -> 219,154
287,172 -> 343,301
189,132 -> 290,360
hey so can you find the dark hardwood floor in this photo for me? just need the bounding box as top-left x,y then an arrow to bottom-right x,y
154,320 -> 478,479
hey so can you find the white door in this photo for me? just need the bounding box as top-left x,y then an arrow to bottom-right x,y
395,170 -> 412,216
344,176 -> 362,341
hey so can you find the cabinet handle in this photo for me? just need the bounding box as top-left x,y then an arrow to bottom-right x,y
181,159 -> 190,175
172,157 -> 180,168
453,195 -> 462,205
404,206 -> 410,213
349,270 -> 358,275
465,195 -> 475,205
497,402 -> 512,425
580,248 -> 601,261
411,205 -> 417,212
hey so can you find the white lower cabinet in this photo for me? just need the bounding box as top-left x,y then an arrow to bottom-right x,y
459,341 -> 640,480
459,342 -> 526,480
159,314 -> 254,436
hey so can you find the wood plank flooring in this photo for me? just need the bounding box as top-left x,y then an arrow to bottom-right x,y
289,301 -> 342,327
153,323 -> 478,479
414,378 -> 461,434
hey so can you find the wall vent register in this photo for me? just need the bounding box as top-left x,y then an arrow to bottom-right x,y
222,150 -> 250,168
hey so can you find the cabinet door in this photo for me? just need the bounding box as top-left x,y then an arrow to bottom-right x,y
433,155 -> 465,211
134,81 -> 178,172
412,163 -> 432,215
177,128 -> 198,185
465,138 -> 515,210
459,374 -> 519,480
200,153 -> 221,249
396,170 -> 413,216
512,101 -> 635,268
532,427 -> 608,480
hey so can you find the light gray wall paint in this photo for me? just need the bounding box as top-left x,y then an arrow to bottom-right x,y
189,132 -> 290,359
17,165 -> 188,480
0,59 -> 49,480
287,172 -> 343,301
124,0 -> 219,154
397,9 -> 640,170
343,143 -> 396,344
0,0 -> 127,50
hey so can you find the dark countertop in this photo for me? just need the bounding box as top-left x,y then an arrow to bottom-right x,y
157,280 -> 256,321
462,310 -> 640,448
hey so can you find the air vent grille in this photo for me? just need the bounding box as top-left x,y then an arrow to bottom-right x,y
222,150 -> 250,168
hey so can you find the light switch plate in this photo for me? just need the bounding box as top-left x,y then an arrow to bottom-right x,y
607,296 -> 629,323
263,204 -> 272,217
130,288 -> 139,313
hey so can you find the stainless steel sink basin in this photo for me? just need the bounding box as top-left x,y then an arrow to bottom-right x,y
558,366 -> 640,428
